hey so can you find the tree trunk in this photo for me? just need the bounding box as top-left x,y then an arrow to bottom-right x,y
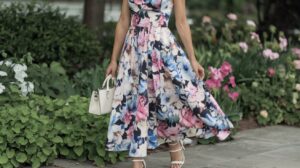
83,0 -> 106,30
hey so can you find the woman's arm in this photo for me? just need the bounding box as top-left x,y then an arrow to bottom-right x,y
173,0 -> 205,79
106,0 -> 130,77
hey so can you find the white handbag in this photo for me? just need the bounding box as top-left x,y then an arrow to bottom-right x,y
88,74 -> 116,115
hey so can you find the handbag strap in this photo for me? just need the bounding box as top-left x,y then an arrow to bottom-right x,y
102,74 -> 116,90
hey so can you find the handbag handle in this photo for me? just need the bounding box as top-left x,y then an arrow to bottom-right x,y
102,74 -> 116,90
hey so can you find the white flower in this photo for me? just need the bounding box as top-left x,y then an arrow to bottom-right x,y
260,110 -> 268,118
15,71 -> 28,82
246,20 -> 256,27
279,37 -> 288,51
13,64 -> 27,73
202,16 -> 211,24
296,84 -> 300,92
0,71 -> 7,77
0,83 -> 5,94
239,42 -> 249,53
227,13 -> 238,21
0,61 -> 3,65
4,60 -> 13,67
19,81 -> 34,96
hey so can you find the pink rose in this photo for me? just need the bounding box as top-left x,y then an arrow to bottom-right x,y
228,92 -> 239,101
250,32 -> 261,43
292,48 -> 300,58
239,42 -> 248,53
293,60 -> 300,69
263,49 -> 279,60
229,76 -> 236,88
279,37 -> 288,51
220,61 -> 232,77
179,107 -> 194,127
205,79 -> 222,89
136,95 -> 149,122
267,67 -> 276,77
209,66 -> 224,81
223,84 -> 230,92
227,13 -> 238,21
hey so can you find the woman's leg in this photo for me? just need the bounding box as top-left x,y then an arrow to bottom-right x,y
132,157 -> 146,168
168,141 -> 185,168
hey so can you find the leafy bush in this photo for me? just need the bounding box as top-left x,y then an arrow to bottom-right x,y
0,2 -> 102,75
0,93 -> 126,168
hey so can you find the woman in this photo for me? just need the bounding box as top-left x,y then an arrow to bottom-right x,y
105,0 -> 234,168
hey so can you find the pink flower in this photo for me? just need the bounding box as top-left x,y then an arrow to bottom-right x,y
229,76 -> 236,88
152,51 -> 163,72
136,95 -> 148,122
222,84 -> 230,92
220,61 -> 232,77
239,42 -> 248,53
293,60 -> 300,69
263,49 -> 279,60
227,13 -> 238,21
267,67 -> 276,77
202,16 -> 211,24
158,14 -> 166,26
279,37 -> 288,51
250,32 -> 261,43
228,92 -> 239,101
292,48 -> 300,58
205,79 -> 222,89
209,66 -> 224,81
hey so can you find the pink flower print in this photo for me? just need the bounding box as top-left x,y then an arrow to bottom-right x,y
131,13 -> 140,26
152,51 -> 163,72
267,67 -> 276,77
139,17 -> 151,27
202,16 -> 211,24
239,42 -> 248,53
228,91 -> 239,101
229,76 -> 236,88
158,14 -> 166,26
220,61 -> 232,77
179,107 -> 195,127
157,121 -> 168,137
293,60 -> 300,69
292,48 -> 300,58
152,74 -> 161,91
148,79 -> 156,95
136,95 -> 149,122
279,37 -> 288,51
125,125 -> 134,139
124,111 -> 132,125
134,0 -> 143,5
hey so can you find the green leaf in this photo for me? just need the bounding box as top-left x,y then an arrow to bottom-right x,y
74,146 -> 84,156
59,147 -> 69,156
6,149 -> 15,159
96,147 -> 105,157
31,157 -> 41,168
42,147 -> 52,156
0,155 -> 8,164
16,137 -> 28,145
52,136 -> 63,143
94,156 -> 105,167
16,152 -> 27,163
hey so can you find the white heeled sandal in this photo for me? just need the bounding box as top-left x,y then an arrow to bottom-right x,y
132,159 -> 146,168
169,140 -> 185,168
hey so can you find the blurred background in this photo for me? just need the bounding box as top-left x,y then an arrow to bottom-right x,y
0,0 -> 299,167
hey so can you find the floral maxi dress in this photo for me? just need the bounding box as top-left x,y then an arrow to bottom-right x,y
105,0 -> 234,157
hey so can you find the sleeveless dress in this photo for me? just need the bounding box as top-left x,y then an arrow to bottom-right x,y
105,0 -> 234,157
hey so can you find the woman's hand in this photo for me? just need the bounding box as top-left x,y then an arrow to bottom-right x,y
190,61 -> 205,80
105,61 -> 118,77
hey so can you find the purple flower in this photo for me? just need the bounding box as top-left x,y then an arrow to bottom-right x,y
239,42 -> 248,53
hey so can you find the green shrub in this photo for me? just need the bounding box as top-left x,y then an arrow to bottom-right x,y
0,2 -> 102,75
0,94 -> 126,168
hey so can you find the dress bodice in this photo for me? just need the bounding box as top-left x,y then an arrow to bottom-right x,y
128,0 -> 174,28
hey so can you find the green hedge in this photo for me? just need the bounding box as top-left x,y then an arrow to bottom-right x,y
0,94 -> 126,168
0,2 -> 102,75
